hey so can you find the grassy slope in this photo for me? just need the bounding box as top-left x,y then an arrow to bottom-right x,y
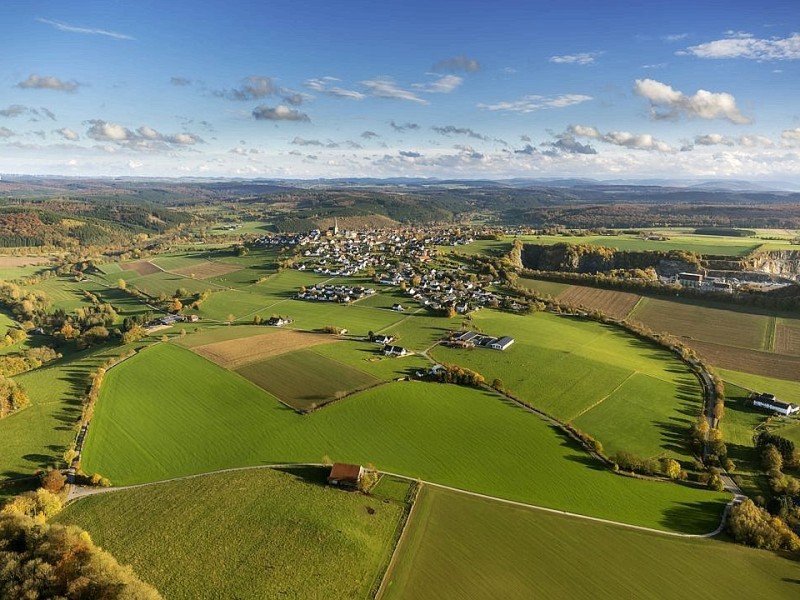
0,345 -> 128,478
81,343 -> 727,533
431,311 -> 701,462
518,233 -> 763,256
57,468 -> 406,600
381,486 -> 798,600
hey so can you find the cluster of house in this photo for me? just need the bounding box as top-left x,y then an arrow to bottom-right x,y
371,334 -> 410,357
751,392 -> 800,416
148,313 -> 199,328
374,266 -> 502,315
297,283 -> 375,304
255,226 -> 477,277
446,330 -> 515,351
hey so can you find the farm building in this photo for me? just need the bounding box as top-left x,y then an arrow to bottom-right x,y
266,316 -> 291,327
489,336 -> 515,351
752,393 -> 800,416
327,463 -> 364,489
159,314 -> 184,326
372,334 -> 395,345
677,272 -> 703,288
391,303 -> 405,312
383,345 -> 409,357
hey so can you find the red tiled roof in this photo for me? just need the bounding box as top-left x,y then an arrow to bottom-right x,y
329,463 -> 362,482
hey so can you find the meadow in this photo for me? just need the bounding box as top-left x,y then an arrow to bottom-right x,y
517,232 -> 767,256
57,467 -> 408,600
381,486 -> 798,600
430,311 -> 701,462
0,344 -> 133,478
80,343 -> 728,533
236,349 -> 382,411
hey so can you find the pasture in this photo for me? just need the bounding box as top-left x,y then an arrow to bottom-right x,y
515,276 -> 570,298
381,486 -> 798,600
430,311 -> 701,462
57,467 -> 408,600
80,343 -> 728,533
518,232 -> 764,256
236,349 -> 381,411
0,344 -> 130,478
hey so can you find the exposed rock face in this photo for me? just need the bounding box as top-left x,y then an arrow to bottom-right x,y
520,243 -> 698,276
744,250 -> 800,281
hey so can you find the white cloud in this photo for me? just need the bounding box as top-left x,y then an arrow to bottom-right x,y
304,77 -> 365,99
54,127 -> 79,141
86,120 -> 202,149
568,124 -> 674,152
360,78 -> 428,104
413,74 -> 463,94
478,94 -> 592,113
0,127 -> 15,138
216,76 -> 276,101
549,52 -> 602,65
37,18 -> 134,40
782,128 -> 800,140
738,135 -> 773,147
634,78 -> 751,124
682,32 -> 800,60
662,33 -> 688,42
694,133 -> 734,146
17,74 -> 79,92
252,105 -> 310,121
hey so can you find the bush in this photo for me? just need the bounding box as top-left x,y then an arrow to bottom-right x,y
39,469 -> 66,493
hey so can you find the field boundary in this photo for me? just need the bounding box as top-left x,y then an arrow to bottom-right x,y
764,316 -> 776,352
372,480 -> 420,600
65,463 -> 734,538
569,371 -> 638,421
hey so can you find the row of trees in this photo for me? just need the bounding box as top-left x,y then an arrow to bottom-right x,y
0,346 -> 60,378
728,499 -> 800,551
435,364 -> 485,388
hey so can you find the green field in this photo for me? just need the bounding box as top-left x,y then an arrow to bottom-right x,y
0,345 -> 132,478
516,276 -> 571,298
381,486 -> 798,600
719,369 -> 800,404
518,232 -> 766,256
431,311 -> 701,462
235,349 -> 382,410
81,343 -> 727,533
57,468 -> 408,599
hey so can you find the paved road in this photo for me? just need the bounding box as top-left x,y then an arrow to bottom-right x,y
66,463 -> 737,539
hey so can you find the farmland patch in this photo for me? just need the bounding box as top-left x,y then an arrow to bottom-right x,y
235,349 -> 381,411
122,260 -> 163,276
172,261 -> 243,279
558,286 -> 641,320
193,329 -> 336,368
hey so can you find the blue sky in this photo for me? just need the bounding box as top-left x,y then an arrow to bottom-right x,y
2,0 -> 799,180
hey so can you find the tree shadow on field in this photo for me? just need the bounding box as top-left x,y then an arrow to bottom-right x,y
273,465 -> 328,487
655,418 -> 693,455
660,499 -> 726,534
